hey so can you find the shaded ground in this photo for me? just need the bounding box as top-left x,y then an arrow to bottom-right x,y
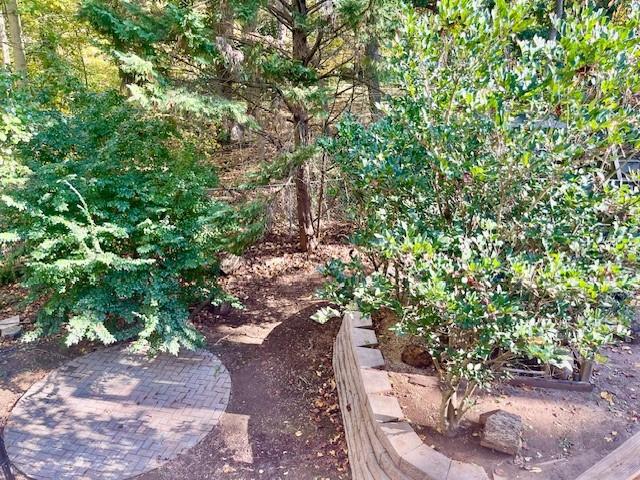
0,231 -> 352,480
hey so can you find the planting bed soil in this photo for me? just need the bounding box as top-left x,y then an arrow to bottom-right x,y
373,311 -> 640,480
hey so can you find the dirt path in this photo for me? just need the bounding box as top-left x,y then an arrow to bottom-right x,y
0,233 -> 351,480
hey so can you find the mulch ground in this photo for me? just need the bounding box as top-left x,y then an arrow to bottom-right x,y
0,231 -> 353,480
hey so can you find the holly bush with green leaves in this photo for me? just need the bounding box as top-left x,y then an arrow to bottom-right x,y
1,91 -> 261,354
324,0 -> 640,435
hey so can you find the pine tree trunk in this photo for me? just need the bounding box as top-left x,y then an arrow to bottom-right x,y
0,11 -> 10,67
5,0 -> 26,77
292,107 -> 316,252
365,37 -> 382,120
217,0 -> 234,99
291,0 -> 316,252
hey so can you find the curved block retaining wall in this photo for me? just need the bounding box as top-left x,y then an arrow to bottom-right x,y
333,311 -> 489,480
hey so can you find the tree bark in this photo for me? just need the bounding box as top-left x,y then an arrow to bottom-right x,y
365,37 -> 382,120
217,0 -> 234,99
4,0 -> 26,77
0,11 -> 10,67
291,0 -> 316,252
438,388 -> 461,437
548,0 -> 564,41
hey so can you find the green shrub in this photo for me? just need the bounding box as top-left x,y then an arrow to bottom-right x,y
324,1 -> 640,435
1,92 -> 258,354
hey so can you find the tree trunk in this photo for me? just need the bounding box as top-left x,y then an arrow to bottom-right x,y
4,0 -> 26,77
438,388 -> 461,437
365,37 -> 382,120
217,0 -> 234,99
548,0 -> 564,41
291,0 -> 316,252
0,11 -> 10,67
292,105 -> 316,251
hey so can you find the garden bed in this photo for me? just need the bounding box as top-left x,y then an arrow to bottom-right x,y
373,311 -> 640,480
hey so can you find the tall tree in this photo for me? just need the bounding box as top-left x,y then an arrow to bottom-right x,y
80,0 -> 380,251
4,0 -> 26,76
0,10 -> 10,66
230,0 -> 376,250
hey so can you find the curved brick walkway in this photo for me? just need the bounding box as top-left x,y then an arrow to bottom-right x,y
3,347 -> 231,480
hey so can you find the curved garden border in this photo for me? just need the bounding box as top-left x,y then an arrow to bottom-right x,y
333,311 -> 640,480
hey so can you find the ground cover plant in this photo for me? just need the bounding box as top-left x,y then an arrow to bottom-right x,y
323,0 -> 640,435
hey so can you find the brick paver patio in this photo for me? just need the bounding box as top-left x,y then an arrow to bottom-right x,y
3,346 -> 231,480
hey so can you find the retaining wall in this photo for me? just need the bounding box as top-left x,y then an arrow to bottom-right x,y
333,311 -> 489,480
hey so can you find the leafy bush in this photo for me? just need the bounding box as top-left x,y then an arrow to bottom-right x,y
1,92 -> 258,354
325,1 -> 640,435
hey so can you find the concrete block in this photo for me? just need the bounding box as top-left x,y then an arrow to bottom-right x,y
1,323 -> 22,339
0,315 -> 20,326
361,368 -> 393,394
400,444 -> 451,480
346,311 -> 373,328
377,422 -> 423,464
355,347 -> 385,369
351,327 -> 379,347
367,393 -> 404,423
447,460 -> 490,480
364,450 -> 392,480
378,450 -> 409,479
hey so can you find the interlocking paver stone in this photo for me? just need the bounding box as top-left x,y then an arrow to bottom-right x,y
3,346 -> 231,480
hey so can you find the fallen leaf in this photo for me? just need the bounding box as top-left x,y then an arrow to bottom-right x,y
600,390 -> 615,405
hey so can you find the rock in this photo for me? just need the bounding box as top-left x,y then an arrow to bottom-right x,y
401,344 -> 432,369
492,467 -> 509,480
230,123 -> 245,143
1,324 -> 22,339
220,254 -> 244,275
551,351 -> 575,380
480,409 -> 523,456
0,315 -> 19,327
553,364 -> 574,380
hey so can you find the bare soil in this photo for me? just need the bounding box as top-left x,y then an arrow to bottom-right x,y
373,312 -> 640,480
0,230 -> 353,480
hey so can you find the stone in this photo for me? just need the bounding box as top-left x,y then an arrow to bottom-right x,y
355,347 -> 385,369
347,311 -> 373,328
401,344 -> 432,369
0,315 -> 20,326
480,409 -> 523,456
0,324 -> 21,339
552,362 -> 574,380
448,460 -> 490,480
550,348 -> 575,380
360,368 -> 393,394
399,444 -> 451,480
366,393 -> 404,423
377,421 -> 424,466
350,327 -> 378,347
219,254 -> 244,275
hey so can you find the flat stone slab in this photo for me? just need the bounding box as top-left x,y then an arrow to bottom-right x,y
3,346 -> 231,480
0,324 -> 21,339
0,315 -> 20,326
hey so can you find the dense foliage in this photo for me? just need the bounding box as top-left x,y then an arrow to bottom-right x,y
324,0 -> 640,434
1,91 -> 259,353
